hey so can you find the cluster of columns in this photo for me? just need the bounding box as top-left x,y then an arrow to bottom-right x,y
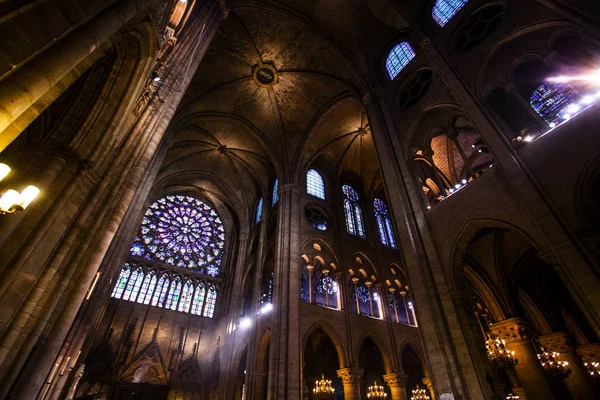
336,368 -> 434,400
490,318 -> 597,400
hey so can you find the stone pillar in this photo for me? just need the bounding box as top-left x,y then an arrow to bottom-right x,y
337,368 -> 364,400
491,318 -> 555,400
268,184 -> 302,399
384,372 -> 409,400
539,332 -> 596,399
0,0 -> 154,152
421,377 -> 436,400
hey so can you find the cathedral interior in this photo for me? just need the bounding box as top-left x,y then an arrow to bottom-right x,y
1,0 -> 600,399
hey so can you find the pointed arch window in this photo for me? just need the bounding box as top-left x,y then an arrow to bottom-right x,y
203,285 -> 218,318
432,0 -> 468,27
191,282 -> 206,315
342,185 -> 365,238
178,279 -> 195,313
386,42 -> 416,80
111,264 -> 131,299
137,271 -> 156,304
151,274 -> 170,307
271,179 -> 279,206
374,198 -> 397,250
350,279 -> 381,318
530,82 -> 581,126
306,169 -> 326,199
122,267 -> 144,301
165,276 -> 183,310
255,197 -> 264,224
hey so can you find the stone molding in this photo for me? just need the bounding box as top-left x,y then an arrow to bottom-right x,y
490,318 -> 532,343
383,372 -> 408,388
538,331 -> 574,353
336,368 -> 364,384
576,342 -> 600,361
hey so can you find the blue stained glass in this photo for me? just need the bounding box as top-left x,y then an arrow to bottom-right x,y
343,185 -> 366,238
272,179 -> 279,206
129,195 -> 225,276
203,285 -> 217,318
111,264 -> 131,299
530,83 -> 581,125
353,285 -> 370,303
374,198 -> 397,250
307,169 -> 326,199
432,0 -> 468,27
255,197 -> 263,224
317,276 -> 338,295
385,42 -> 416,80
191,282 -> 206,315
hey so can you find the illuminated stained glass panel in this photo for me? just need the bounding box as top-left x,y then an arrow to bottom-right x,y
530,83 -> 580,126
343,185 -> 366,238
203,285 -> 217,318
374,198 -> 398,250
272,179 -> 279,206
432,0 -> 468,27
307,169 -> 326,199
386,42 -> 416,80
255,197 -> 263,224
129,195 -> 225,277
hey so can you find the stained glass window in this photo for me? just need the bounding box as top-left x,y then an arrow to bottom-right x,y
255,197 -> 263,224
432,0 -> 468,27
151,274 -> 169,307
129,194 -> 225,277
272,179 -> 279,206
123,267 -> 143,301
317,276 -> 338,295
179,279 -> 195,313
530,83 -> 581,126
261,272 -> 274,304
111,264 -> 131,299
137,271 -> 155,304
191,282 -> 206,315
306,169 -> 326,199
386,42 -> 416,80
342,185 -> 365,238
374,198 -> 398,250
140,273 -> 157,305
165,276 -> 182,310
203,285 -> 218,318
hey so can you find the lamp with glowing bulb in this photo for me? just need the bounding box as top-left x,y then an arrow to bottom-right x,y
410,385 -> 430,400
485,334 -> 518,368
312,374 -> 334,399
0,163 -> 40,215
506,393 -> 520,400
367,381 -> 387,399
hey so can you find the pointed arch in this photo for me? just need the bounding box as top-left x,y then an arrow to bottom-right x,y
302,322 -> 349,369
355,331 -> 393,374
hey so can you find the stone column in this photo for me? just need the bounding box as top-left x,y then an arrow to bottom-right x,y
0,0 -> 154,152
491,318 -> 555,400
268,184 -> 302,399
539,332 -> 596,399
421,377 -> 436,400
384,372 -> 409,400
337,368 -> 364,400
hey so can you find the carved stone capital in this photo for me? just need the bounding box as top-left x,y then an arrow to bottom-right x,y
336,368 -> 363,384
537,250 -> 562,270
538,332 -> 574,353
217,0 -> 229,19
383,372 -> 408,388
490,318 -> 532,343
576,342 -> 600,361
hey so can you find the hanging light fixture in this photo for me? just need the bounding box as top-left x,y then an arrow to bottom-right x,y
538,351 -> 571,380
411,385 -> 430,400
583,359 -> 600,378
313,374 -> 334,399
0,163 -> 40,215
367,381 -> 387,399
506,393 -> 520,400
485,334 -> 518,368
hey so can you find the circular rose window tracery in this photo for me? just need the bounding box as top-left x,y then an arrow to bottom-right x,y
130,195 -> 225,277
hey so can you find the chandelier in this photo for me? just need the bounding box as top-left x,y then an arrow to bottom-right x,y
506,393 -> 520,400
486,335 -> 518,368
538,351 -> 571,379
313,374 -> 334,399
411,385 -> 430,400
584,359 -> 600,378
367,381 -> 387,399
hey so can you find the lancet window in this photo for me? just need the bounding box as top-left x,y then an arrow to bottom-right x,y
342,185 -> 365,238
374,198 -> 397,250
350,276 -> 381,318
306,169 -> 326,199
111,263 -> 218,317
432,0 -> 468,27
385,42 -> 416,80
255,197 -> 263,224
271,179 -> 279,206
